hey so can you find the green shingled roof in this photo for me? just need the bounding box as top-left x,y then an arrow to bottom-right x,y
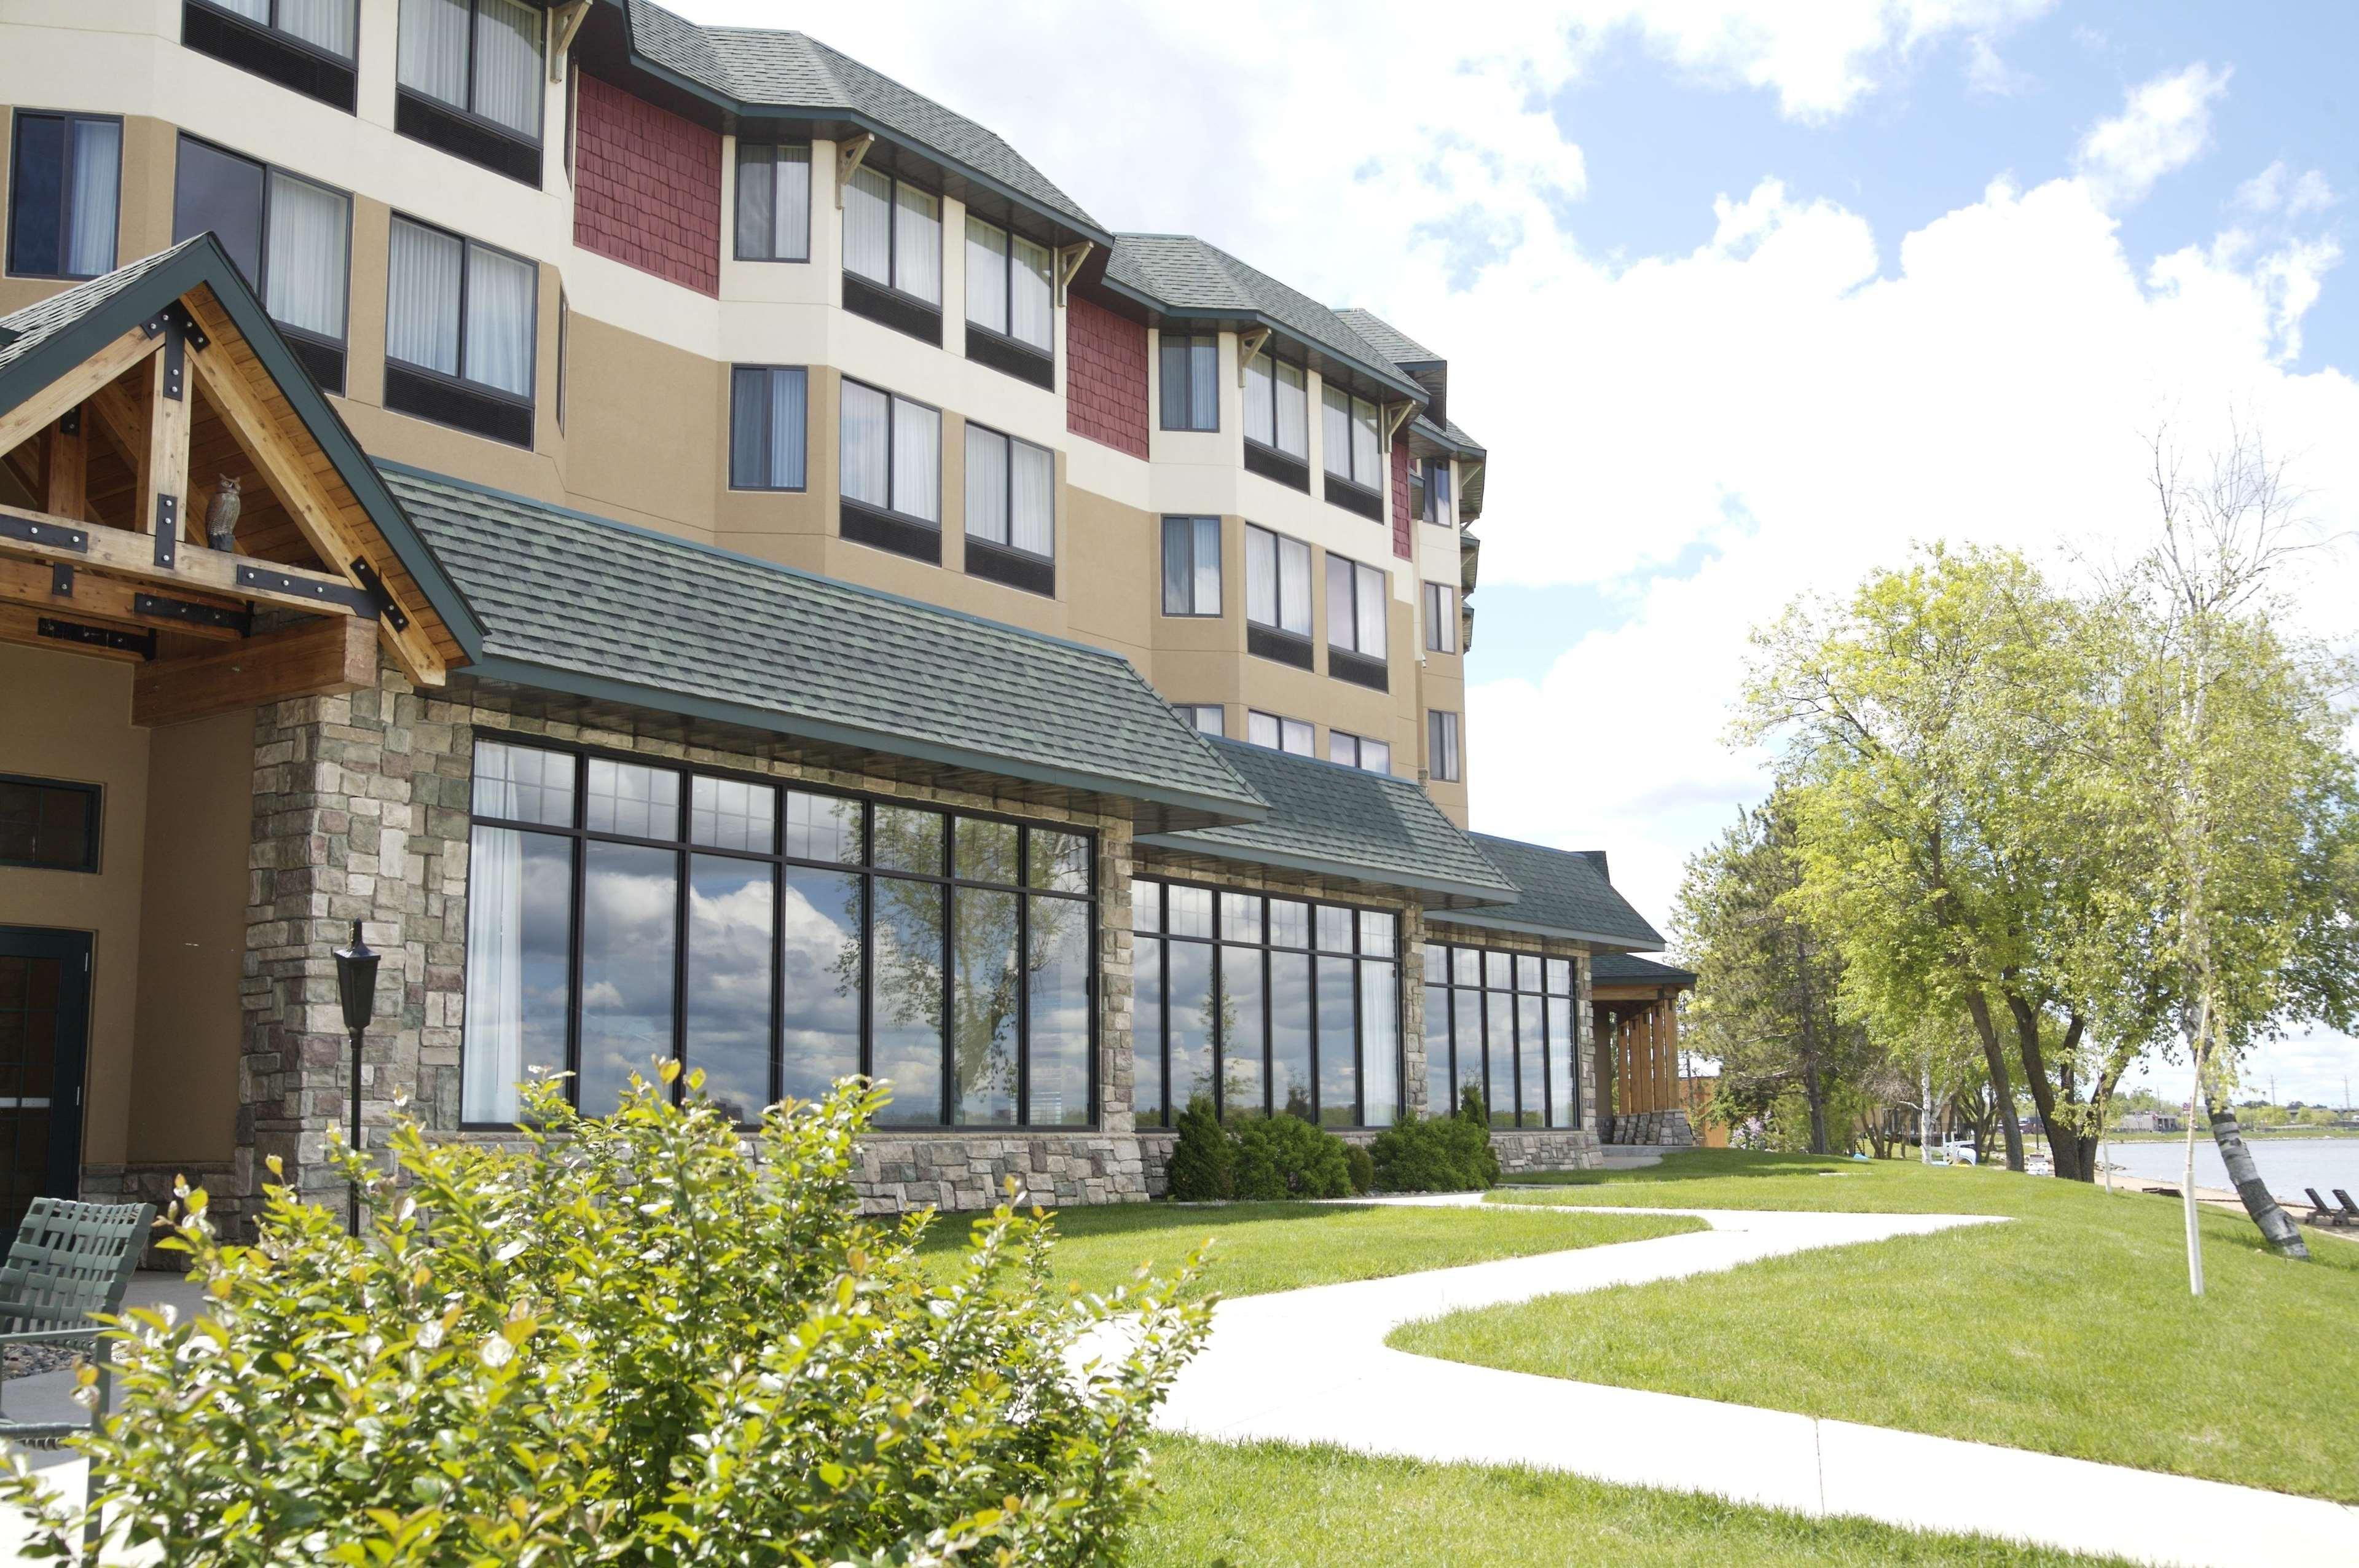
1592,952 -> 1696,986
1139,740 -> 1516,906
1442,834 -> 1668,947
0,237 -> 205,385
379,465 -> 1263,831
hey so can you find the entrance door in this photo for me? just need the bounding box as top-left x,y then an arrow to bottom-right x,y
0,929 -> 91,1240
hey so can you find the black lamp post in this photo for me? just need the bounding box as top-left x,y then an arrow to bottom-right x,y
331,920 -> 380,1237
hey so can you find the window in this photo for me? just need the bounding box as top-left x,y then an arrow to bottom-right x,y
1133,880 -> 1397,1128
0,776 -> 100,873
1427,710 -> 1462,783
555,289 -> 567,429
1423,581 -> 1457,654
461,739 -> 1096,1129
1424,943 -> 1576,1128
734,143 -> 811,262
728,366 -> 809,490
184,1 -> 360,109
964,214 -> 1053,352
1244,524 -> 1313,667
843,165 -> 941,304
398,0 -> 542,138
1247,711 -> 1313,756
384,214 -> 536,445
1413,457 -> 1453,525
7,112 -> 119,280
1328,732 -> 1391,775
965,423 -> 1054,594
839,378 -> 941,561
1159,333 -> 1218,431
1243,350 -> 1309,487
172,136 -> 350,391
1160,516 -> 1221,616
1173,704 -> 1223,737
1326,555 -> 1388,660
1321,384 -> 1382,488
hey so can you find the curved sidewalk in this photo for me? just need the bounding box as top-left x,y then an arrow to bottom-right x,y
1153,1198 -> 2358,1568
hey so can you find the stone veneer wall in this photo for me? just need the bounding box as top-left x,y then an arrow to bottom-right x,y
234,657 -> 1151,1226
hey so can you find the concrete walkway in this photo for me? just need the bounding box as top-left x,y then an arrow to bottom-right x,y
1153,1195 -> 2358,1568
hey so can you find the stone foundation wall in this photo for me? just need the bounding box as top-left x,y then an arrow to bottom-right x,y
81,1161 -> 240,1268
1605,1109 -> 1695,1147
856,1134 -> 1150,1212
1490,1127 -> 1605,1175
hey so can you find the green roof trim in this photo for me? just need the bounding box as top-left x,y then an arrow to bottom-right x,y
1436,834 -> 1668,947
1140,740 -> 1517,906
0,236 -> 484,653
1592,952 -> 1696,987
379,464 -> 1266,833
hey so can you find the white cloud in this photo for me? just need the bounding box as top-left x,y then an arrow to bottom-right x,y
2235,160 -> 2337,219
2073,61 -> 2231,209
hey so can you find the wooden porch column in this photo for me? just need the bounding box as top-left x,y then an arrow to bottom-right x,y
1662,992 -> 1682,1108
44,414 -> 86,520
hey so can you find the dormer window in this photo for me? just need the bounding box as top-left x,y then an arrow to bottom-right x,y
395,0 -> 544,185
1243,349 -> 1309,490
842,165 -> 943,344
964,215 -> 1054,388
1321,383 -> 1384,521
734,143 -> 812,262
1159,334 -> 1218,431
1411,457 -> 1452,525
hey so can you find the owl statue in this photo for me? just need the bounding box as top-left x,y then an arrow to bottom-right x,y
204,474 -> 241,554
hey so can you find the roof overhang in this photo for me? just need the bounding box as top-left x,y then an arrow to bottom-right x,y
1084,269 -> 1430,407
1428,912 -> 1668,946
1134,833 -> 1517,908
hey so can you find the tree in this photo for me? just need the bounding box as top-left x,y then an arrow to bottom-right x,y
1674,791 -> 1872,1156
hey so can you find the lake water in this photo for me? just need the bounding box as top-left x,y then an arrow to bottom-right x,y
2097,1137 -> 2359,1202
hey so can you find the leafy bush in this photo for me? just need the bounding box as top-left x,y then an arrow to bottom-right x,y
1344,1143 -> 1376,1196
1,1069 -> 1210,1566
1229,1115 -> 1354,1200
1166,1092 -> 1234,1201
1368,1088 -> 1501,1193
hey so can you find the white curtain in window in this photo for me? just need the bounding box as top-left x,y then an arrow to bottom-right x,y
278,0 -> 356,58
1192,517 -> 1220,613
767,367 -> 806,488
1275,361 -> 1307,457
66,119 -> 121,277
1321,384 -> 1350,477
1360,738 -> 1391,775
1248,711 -> 1278,750
473,0 -> 544,138
843,165 -> 892,286
772,146 -> 811,260
891,397 -> 939,521
839,381 -> 890,508
215,0 -> 270,20
461,825 -> 525,1124
264,171 -> 348,339
1010,438 -> 1053,556
1325,555 -> 1354,650
1245,353 -> 1273,446
1328,732 -> 1357,767
1011,236 -> 1053,350
386,218 -> 462,375
1360,962 -> 1399,1125
398,0 -> 470,106
964,425 -> 1008,544
1433,461 -> 1452,525
1356,565 -> 1388,659
465,243 -> 536,396
1279,536 -> 1311,635
1244,527 -> 1276,627
965,216 -> 1008,335
736,145 -> 774,259
894,184 -> 941,304
1351,398 -> 1380,484
1281,718 -> 1313,756
1187,339 -> 1217,430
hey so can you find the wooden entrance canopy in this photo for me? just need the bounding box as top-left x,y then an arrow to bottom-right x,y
0,237 -> 475,721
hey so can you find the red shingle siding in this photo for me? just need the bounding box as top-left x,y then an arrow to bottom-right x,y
1391,438 -> 1412,559
1066,296 -> 1149,459
572,74 -> 721,297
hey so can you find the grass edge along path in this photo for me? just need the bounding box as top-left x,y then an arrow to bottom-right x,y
1397,1151 -> 2359,1502
1131,1435 -> 2135,1567
914,1198 -> 1704,1300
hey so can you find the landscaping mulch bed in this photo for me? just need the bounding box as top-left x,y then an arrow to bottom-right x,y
3,1343 -> 84,1379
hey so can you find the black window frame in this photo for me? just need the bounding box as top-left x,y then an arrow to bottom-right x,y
1328,730 -> 1391,775
1427,708 -> 1462,783
1244,522 -> 1314,670
962,211 -> 1056,389
733,139 -> 812,264
962,420 -> 1056,597
6,110 -> 122,283
1246,711 -> 1313,757
382,211 -> 540,447
555,286 -> 568,431
1423,581 -> 1457,654
1131,877 -> 1402,1129
837,375 -> 942,563
1424,942 -> 1578,1129
1418,457 -> 1453,525
171,133 -> 355,394
1321,382 -> 1385,520
181,0 -> 361,112
393,0 -> 547,187
1172,703 -> 1224,737
728,364 -> 810,492
841,164 -> 944,345
461,736 -> 1099,1131
1160,515 -> 1222,617
1241,347 -> 1310,490
1158,332 -> 1220,432
0,775 -> 102,874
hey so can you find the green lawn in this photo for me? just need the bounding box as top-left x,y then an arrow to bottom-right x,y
1386,1151 -> 2359,1500
1129,1436 -> 2130,1567
914,1199 -> 1703,1300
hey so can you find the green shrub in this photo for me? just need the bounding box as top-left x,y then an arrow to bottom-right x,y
1230,1115 -> 1354,1200
1368,1089 -> 1501,1193
0,1069 -> 1210,1566
1459,1083 -> 1505,1186
1167,1092 -> 1235,1201
1344,1142 -> 1376,1196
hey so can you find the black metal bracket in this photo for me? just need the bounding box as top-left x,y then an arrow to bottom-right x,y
347,558 -> 410,632
0,514 -> 88,552
37,617 -> 155,660
139,302 -> 208,354
135,592 -> 251,636
49,564 -> 72,597
58,406 -> 79,437
154,495 -> 178,568
235,563 -> 378,618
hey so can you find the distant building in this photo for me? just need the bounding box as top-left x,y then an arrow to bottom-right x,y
2115,1111 -> 2183,1133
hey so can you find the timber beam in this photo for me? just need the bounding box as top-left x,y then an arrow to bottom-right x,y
131,614 -> 374,727
0,502 -> 374,621
0,328 -> 162,458
0,555 -> 247,640
0,604 -> 155,663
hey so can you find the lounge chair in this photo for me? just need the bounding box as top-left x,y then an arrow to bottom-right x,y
2337,1190 -> 2359,1226
2304,1189 -> 2341,1226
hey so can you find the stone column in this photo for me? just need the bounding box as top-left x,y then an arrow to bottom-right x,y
1400,906 -> 1429,1117
1096,819 -> 1137,1134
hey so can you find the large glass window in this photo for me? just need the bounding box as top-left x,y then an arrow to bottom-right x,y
1244,350 -> 1309,459
461,740 -> 1096,1129
1247,711 -> 1313,756
728,366 -> 809,490
195,0 -> 359,58
1172,704 -> 1223,737
843,165 -> 941,305
964,214 -> 1053,353
7,112 -> 120,280
1423,942 -> 1578,1128
1244,525 -> 1313,643
1133,879 -> 1397,1128
1428,710 -> 1462,783
172,137 -> 352,359
397,0 -> 543,141
839,378 -> 940,524
1327,555 -> 1388,661
386,214 -> 536,399
1423,581 -> 1458,654
1161,516 -> 1221,616
1327,732 -> 1391,775
1413,457 -> 1453,525
1159,333 -> 1218,431
734,143 -> 811,262
1321,383 -> 1381,488
965,423 -> 1054,559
